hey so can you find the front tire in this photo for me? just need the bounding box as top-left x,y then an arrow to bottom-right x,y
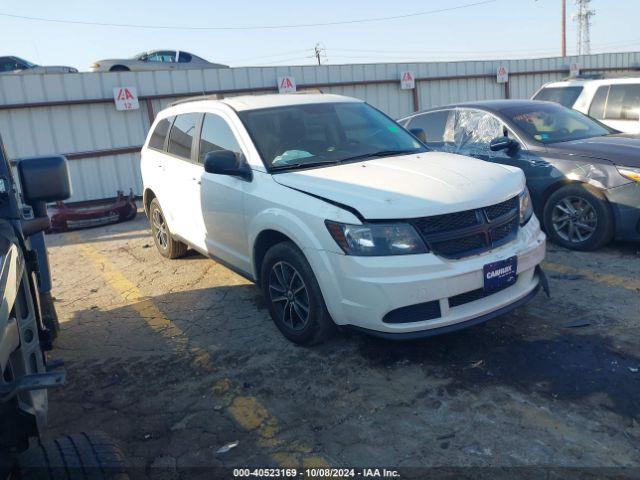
261,242 -> 335,345
149,198 -> 188,259
543,184 -> 613,251
18,432 -> 129,480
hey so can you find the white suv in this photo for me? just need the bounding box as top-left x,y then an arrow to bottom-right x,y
141,93 -> 547,344
532,77 -> 640,134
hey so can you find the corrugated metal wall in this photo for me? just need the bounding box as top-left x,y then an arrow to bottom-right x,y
1,51 -> 639,202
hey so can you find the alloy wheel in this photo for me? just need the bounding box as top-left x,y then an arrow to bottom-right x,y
268,261 -> 310,331
551,196 -> 598,243
152,208 -> 169,249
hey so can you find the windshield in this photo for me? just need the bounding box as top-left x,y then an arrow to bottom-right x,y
14,57 -> 37,68
533,86 -> 583,107
239,102 -> 425,170
502,103 -> 613,144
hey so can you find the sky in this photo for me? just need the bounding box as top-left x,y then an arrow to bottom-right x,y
1,0 -> 638,71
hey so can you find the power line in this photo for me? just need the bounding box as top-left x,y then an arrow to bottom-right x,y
231,49 -> 313,62
0,1 -> 497,31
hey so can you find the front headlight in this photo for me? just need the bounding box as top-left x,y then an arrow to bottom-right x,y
618,166 -> 640,182
90,63 -> 100,69
325,221 -> 428,256
519,187 -> 533,226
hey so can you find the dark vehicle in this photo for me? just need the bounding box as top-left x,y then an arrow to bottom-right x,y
0,56 -> 78,74
399,100 -> 640,250
0,137 -> 127,478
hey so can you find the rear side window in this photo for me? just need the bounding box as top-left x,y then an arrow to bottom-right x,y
148,117 -> 173,150
198,113 -> 242,163
588,86 -> 609,119
167,113 -> 199,160
407,110 -> 452,145
533,86 -> 583,108
178,52 -> 192,63
604,84 -> 640,120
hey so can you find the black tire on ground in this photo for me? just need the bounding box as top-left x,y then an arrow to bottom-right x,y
260,241 -> 335,345
109,66 -> 129,72
39,292 -> 60,340
543,183 -> 614,251
149,198 -> 188,259
18,432 -> 129,480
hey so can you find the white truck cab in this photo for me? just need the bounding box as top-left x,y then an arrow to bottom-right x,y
532,77 -> 640,134
141,93 -> 546,344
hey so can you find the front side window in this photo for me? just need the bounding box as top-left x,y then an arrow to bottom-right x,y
146,51 -> 176,63
604,84 -> 640,120
0,57 -> 23,72
167,113 -> 198,160
199,113 -> 242,163
503,103 -> 612,144
149,116 -> 173,150
239,102 -> 425,171
407,110 -> 453,146
533,86 -> 583,108
442,109 -> 504,154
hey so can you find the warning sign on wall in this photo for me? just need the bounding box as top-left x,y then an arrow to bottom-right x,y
496,66 -> 509,83
400,71 -> 415,90
569,62 -> 580,77
113,86 -> 139,111
277,76 -> 297,94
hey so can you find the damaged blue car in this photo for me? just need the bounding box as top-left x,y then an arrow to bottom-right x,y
399,100 -> 640,251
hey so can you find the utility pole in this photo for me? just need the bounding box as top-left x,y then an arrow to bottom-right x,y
314,43 -> 325,65
561,0 -> 566,57
573,0 -> 595,55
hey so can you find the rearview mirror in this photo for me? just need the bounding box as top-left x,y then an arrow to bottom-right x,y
409,128 -> 427,143
204,150 -> 252,181
489,136 -> 520,152
18,155 -> 71,205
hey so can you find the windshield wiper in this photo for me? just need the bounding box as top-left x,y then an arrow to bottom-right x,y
270,159 -> 340,172
339,149 -> 421,163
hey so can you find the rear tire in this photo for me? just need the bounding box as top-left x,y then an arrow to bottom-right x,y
18,432 -> 129,480
149,198 -> 188,259
543,184 -> 613,251
261,241 -> 335,345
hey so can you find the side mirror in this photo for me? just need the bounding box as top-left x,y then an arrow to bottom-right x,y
490,136 -> 520,152
18,155 -> 71,205
409,128 -> 427,143
204,150 -> 252,181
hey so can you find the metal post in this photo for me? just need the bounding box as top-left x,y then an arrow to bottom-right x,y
561,0 -> 567,57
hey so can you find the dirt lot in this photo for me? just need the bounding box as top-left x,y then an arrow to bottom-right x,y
43,211 -> 640,478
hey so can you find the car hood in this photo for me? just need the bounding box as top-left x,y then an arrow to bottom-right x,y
545,134 -> 640,167
272,152 -> 524,219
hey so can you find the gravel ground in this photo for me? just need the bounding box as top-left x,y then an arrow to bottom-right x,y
42,211 -> 640,478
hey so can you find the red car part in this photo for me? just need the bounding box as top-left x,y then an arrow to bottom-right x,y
47,190 -> 137,232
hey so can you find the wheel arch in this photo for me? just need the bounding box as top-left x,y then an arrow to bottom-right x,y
252,229 -> 294,286
143,188 -> 156,217
109,65 -> 130,72
539,179 -> 611,217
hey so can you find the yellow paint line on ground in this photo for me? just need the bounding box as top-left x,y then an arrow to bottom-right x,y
543,261 -> 640,292
68,233 -> 329,468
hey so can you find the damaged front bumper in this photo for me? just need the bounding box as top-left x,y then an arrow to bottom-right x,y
48,190 -> 137,232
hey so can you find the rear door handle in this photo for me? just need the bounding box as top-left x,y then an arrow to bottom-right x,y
192,177 -> 201,185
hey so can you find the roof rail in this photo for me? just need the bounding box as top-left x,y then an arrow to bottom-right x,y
561,70 -> 640,81
168,94 -> 219,107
